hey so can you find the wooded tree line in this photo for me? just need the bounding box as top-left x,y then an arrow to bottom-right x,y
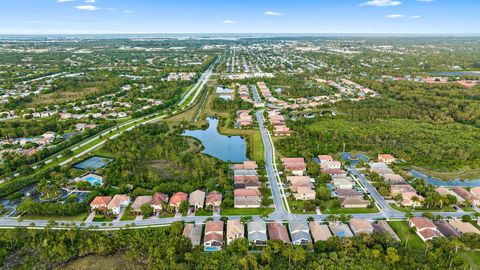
101,123 -> 231,194
0,224 -> 478,269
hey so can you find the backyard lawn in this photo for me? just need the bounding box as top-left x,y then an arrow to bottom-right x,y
221,207 -> 273,217
388,221 -> 424,249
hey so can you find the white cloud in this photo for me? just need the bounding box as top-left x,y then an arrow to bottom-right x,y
124,10 -> 134,14
411,15 -> 421,19
74,5 -> 100,11
386,14 -> 404,18
360,0 -> 402,7
57,0 -> 75,2
85,0 -> 96,3
264,11 -> 284,16
222,20 -> 236,24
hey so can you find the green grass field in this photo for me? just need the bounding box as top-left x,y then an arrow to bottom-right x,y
388,221 -> 424,249
220,207 -> 274,216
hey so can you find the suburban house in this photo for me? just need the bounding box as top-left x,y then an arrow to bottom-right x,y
433,220 -> 462,237
206,191 -> 223,208
248,220 -> 268,246
287,176 -> 314,191
448,219 -> 480,235
169,192 -> 188,209
90,196 -> 112,211
107,194 -> 130,215
150,192 -> 169,212
435,187 -> 465,204
451,187 -> 479,206
281,158 -> 306,176
232,160 -> 258,170
401,192 -> 424,207
372,221 -> 400,241
183,223 -> 202,246
234,175 -> 261,190
349,219 -> 374,235
318,155 -> 334,163
233,169 -> 257,177
226,220 -> 244,245
390,184 -> 416,196
333,176 -> 354,190
289,221 -> 312,245
378,154 -> 395,164
189,190 -> 206,209
234,189 -> 261,208
382,174 -> 405,184
204,221 -> 224,251
329,222 -> 354,238
309,221 -> 332,242
321,168 -> 347,176
369,162 -> 395,175
293,186 -> 316,201
470,187 -> 480,198
320,161 -> 341,170
341,197 -> 370,208
409,217 -> 443,242
267,222 -> 290,244
131,195 -> 153,214
335,188 -> 363,199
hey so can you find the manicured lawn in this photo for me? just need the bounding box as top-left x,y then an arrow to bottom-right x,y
289,200 -> 316,214
120,213 -> 137,221
220,207 -> 274,216
389,203 -> 457,213
22,213 -> 88,221
195,208 -> 213,216
388,221 -> 424,249
460,251 -> 480,269
92,215 -> 114,222
324,207 -> 379,214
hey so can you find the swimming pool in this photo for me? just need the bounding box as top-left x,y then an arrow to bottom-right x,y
84,176 -> 103,186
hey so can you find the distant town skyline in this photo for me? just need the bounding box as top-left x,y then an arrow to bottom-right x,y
0,0 -> 479,35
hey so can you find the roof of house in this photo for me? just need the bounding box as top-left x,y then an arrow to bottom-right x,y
281,157 -> 305,165
233,169 -> 258,176
234,196 -> 261,207
90,196 -> 112,206
452,187 -> 477,201
107,194 -> 129,209
340,197 -> 370,206
382,174 -> 405,183
309,222 -> 332,242
333,177 -> 353,186
206,191 -> 222,204
433,220 -> 461,237
390,184 -> 416,195
189,190 -> 206,205
234,189 -> 261,197
183,224 -> 202,246
131,196 -> 153,211
321,168 -> 346,175
471,187 -> 480,198
335,188 -> 362,198
267,222 -> 290,243
318,155 -> 333,162
227,220 -> 244,239
205,221 -> 224,233
169,192 -> 188,205
378,154 -> 395,160
151,192 -> 168,205
290,231 -> 312,243
287,176 -> 313,186
418,228 -> 443,240
448,219 -> 480,235
248,221 -> 267,241
349,219 -> 374,234
410,217 -> 436,230
372,220 -> 400,241
296,186 -> 315,194
284,164 -> 307,171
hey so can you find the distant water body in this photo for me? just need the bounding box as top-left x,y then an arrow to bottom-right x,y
409,170 -> 480,187
182,117 -> 247,163
425,71 -> 480,76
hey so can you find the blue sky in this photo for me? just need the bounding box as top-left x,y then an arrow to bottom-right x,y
0,0 -> 479,34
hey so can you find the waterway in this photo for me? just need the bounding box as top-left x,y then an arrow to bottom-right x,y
182,117 -> 247,163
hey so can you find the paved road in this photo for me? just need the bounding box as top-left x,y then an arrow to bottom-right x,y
255,110 -> 289,220
250,85 -> 261,102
